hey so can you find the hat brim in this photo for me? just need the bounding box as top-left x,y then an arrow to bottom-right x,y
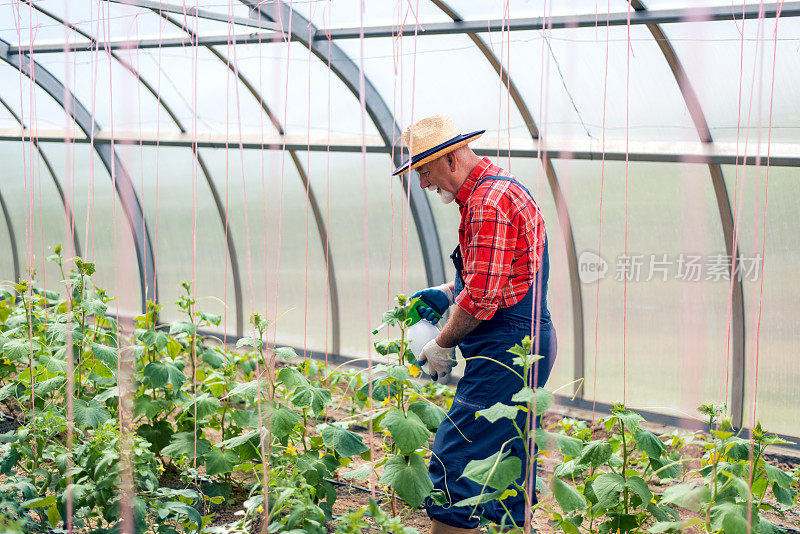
392,130 -> 485,176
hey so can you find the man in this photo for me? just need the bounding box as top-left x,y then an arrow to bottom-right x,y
393,115 -> 557,533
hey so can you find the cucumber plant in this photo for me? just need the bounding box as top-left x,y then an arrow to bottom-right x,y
349,295 -> 447,512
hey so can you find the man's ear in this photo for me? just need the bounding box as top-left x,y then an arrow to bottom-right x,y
446,152 -> 457,172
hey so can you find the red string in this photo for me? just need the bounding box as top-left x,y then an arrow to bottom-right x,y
721,1 -> 749,410
304,3 -> 318,358
324,0 -> 333,377
751,0 -> 781,435
591,0 -> 611,425
272,3 -> 292,350
621,0 -> 632,406
254,5 -> 271,526
357,0 -> 376,499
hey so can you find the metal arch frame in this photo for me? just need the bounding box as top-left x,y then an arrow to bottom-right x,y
0,96 -> 82,260
241,0 -> 448,290
105,0 -> 280,30
0,40 -> 157,310
16,131 -> 800,165
25,2 -> 246,336
0,187 -> 19,283
430,0 -> 585,396
154,10 -> 342,355
630,0 -> 747,428
312,2 -> 798,39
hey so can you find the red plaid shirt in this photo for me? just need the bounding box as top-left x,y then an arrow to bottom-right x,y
454,157 -> 546,320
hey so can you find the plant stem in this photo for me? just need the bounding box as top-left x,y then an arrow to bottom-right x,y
620,422 -> 629,514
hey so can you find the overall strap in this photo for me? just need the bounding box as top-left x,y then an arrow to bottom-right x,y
476,174 -> 535,201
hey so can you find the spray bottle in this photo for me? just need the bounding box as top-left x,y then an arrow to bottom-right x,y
372,304 -> 442,366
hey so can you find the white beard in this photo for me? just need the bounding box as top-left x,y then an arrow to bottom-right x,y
427,184 -> 455,204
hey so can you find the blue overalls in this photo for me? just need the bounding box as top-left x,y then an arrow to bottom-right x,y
426,175 -> 557,529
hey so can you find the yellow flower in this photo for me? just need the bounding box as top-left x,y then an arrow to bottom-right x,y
286,444 -> 298,456
408,365 -> 421,377
382,397 -> 391,406
256,505 -> 264,514
382,428 -> 391,437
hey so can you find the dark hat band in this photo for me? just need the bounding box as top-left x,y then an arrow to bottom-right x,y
392,130 -> 485,176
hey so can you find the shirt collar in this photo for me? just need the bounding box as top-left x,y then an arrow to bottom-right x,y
455,157 -> 493,206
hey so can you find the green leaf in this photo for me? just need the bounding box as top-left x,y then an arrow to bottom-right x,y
201,348 -> 225,369
557,434 -> 585,458
161,501 -> 201,529
270,404 -> 300,438
661,483 -> 710,512
22,494 -> 56,508
319,424 -> 369,457
453,488 -> 509,508
219,430 -> 261,450
358,379 -> 399,402
382,409 -> 430,454
476,402 -> 520,423
232,409 -> 259,429
534,388 -> 554,415
83,298 -> 107,317
291,384 -> 331,417
46,322 -> 83,344
198,312 -> 221,326
552,476 -> 587,513
773,482 -> 797,507
721,511 -> 749,534
47,503 -> 61,526
73,398 -> 112,428
646,502 -> 671,523
169,321 -> 196,336
184,394 -> 220,420
577,440 -> 612,469
137,420 -> 174,454
204,448 -> 237,476
341,464 -> 372,481
143,361 -> 187,390
764,463 -> 794,490
274,347 -> 299,361
33,376 -> 66,396
508,387 -> 553,415
709,502 -> 756,532
3,338 -> 41,360
89,342 -> 118,371
649,456 -> 682,480
648,519 -> 702,533
386,364 -> 410,382
626,476 -> 652,506
634,429 -> 665,459
758,516 -> 784,534
162,431 -> 211,459
407,401 -> 446,432
459,449 -> 521,491
379,453 -> 433,508
592,472 -> 626,509
277,367 -> 307,389
236,336 -> 261,349
511,386 -> 534,404
225,378 -> 269,400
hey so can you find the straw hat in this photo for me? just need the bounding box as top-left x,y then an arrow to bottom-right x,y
392,115 -> 484,176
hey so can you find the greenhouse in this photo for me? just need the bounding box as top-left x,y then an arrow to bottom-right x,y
0,0 -> 798,532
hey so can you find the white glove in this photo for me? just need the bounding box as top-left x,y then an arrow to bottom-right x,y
418,338 -> 456,384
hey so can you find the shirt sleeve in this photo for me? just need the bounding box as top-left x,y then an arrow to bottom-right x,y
455,202 -> 518,320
